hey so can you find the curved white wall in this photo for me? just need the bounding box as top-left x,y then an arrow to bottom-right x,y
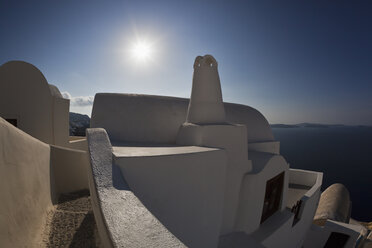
224,103 -> 274,143
91,93 -> 274,144
0,117 -> 53,247
0,61 -> 70,147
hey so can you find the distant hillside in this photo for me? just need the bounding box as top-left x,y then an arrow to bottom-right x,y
68,113 -> 371,135
270,124 -> 299,128
270,123 -> 357,128
69,112 -> 90,136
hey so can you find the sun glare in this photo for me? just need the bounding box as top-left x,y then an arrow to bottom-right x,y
130,41 -> 153,62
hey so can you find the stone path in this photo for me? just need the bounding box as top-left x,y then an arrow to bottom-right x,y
41,190 -> 100,247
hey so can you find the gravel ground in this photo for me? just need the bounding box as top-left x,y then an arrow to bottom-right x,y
41,190 -> 100,247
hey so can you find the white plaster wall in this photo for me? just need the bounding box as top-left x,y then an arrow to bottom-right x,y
236,152 -> 289,234
303,220 -> 363,248
248,141 -> 280,155
253,210 -> 295,246
289,169 -> 319,187
0,117 -> 53,247
176,123 -> 252,235
224,103 -> 274,143
0,61 -> 54,144
53,96 -> 70,147
281,169 -> 323,247
261,188 -> 321,247
290,169 -> 323,198
115,149 -> 227,248
90,93 -> 274,144
0,61 -> 71,147
245,169 -> 322,248
50,145 -> 89,196
91,94 -> 188,143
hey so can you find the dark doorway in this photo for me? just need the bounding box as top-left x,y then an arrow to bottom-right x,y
6,119 -> 17,127
261,172 -> 284,223
324,232 -> 349,248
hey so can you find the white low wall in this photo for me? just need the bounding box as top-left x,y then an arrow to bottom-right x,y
115,148 -> 227,248
261,169 -> 323,247
0,116 -> 90,247
0,117 -> 53,247
236,166 -> 323,247
50,145 -> 89,197
86,128 -> 187,248
289,169 -> 320,190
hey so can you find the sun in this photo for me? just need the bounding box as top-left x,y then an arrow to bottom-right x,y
130,40 -> 153,62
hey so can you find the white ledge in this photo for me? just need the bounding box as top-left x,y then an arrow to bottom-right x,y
113,145 -> 220,158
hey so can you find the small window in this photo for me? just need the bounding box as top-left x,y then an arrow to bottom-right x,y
324,232 -> 349,248
261,172 -> 284,223
6,119 -> 17,127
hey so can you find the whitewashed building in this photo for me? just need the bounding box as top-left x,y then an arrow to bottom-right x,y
86,55 -> 368,247
0,57 -> 369,247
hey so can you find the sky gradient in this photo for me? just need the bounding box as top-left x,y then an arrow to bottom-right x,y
1,0 -> 371,125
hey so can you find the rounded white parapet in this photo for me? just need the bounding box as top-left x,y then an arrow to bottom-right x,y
186,55 -> 226,124
0,61 -> 70,147
314,183 -> 351,225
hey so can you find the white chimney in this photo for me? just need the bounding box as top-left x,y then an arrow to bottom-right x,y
186,55 -> 226,124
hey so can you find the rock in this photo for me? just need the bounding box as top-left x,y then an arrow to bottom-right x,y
69,112 -> 90,136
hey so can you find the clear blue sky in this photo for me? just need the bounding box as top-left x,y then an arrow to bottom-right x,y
1,0 -> 371,125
